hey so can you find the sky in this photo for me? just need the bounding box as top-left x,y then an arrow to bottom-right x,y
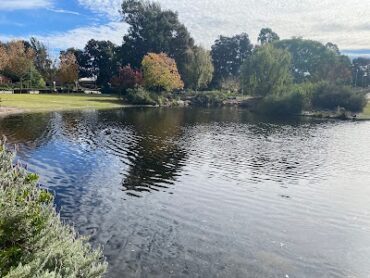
0,0 -> 370,58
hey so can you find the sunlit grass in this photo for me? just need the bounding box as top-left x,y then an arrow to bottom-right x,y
0,94 -> 124,112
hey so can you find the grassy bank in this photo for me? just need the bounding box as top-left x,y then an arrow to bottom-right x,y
0,94 -> 124,113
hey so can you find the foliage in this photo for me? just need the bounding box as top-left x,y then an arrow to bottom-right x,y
258,91 -> 305,116
120,0 -> 194,79
352,57 -> 370,87
0,41 -> 35,88
182,46 -> 214,90
24,66 -> 46,88
57,52 -> 78,87
111,65 -> 143,92
258,28 -> 280,45
241,44 -> 293,97
191,91 -> 231,106
82,40 -> 118,86
220,76 -> 241,93
125,87 -> 156,105
211,33 -> 253,87
0,144 -> 107,277
274,38 -> 352,84
29,37 -> 53,82
141,53 -> 184,92
311,82 -> 367,112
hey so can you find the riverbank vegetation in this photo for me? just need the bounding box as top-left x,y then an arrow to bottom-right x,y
0,144 -> 107,277
0,0 -> 369,117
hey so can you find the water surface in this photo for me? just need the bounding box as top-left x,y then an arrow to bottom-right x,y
1,107 -> 370,277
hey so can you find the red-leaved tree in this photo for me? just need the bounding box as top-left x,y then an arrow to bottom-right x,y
111,65 -> 143,91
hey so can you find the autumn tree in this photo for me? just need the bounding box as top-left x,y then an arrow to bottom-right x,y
141,53 -> 184,92
120,0 -> 194,80
0,44 -> 8,72
111,65 -> 143,92
0,41 -> 35,89
58,52 -> 79,91
183,46 -> 214,90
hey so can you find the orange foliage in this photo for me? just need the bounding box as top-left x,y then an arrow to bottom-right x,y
141,52 -> 184,92
58,52 -> 79,85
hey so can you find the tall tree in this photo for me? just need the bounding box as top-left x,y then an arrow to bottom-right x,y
141,52 -> 184,92
0,41 -> 35,89
29,37 -> 52,81
120,0 -> 194,78
58,52 -> 78,90
63,48 -> 90,78
258,28 -> 280,45
182,46 -> 214,90
241,45 -> 292,96
82,40 -> 117,86
352,57 -> 370,87
211,33 -> 253,87
274,38 -> 349,83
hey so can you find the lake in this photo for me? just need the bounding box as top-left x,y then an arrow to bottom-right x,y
1,107 -> 370,277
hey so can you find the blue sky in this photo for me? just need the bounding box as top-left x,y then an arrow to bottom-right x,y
0,0 -> 369,57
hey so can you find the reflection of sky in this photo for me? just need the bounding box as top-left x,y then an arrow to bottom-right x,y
1,0 -> 370,57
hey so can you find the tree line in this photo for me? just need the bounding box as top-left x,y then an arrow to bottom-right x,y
0,0 -> 369,112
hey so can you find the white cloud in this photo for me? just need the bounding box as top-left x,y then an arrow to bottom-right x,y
47,8 -> 81,16
0,0 -> 52,10
76,0 -> 370,51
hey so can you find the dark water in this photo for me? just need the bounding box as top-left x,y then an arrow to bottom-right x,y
1,107 -> 370,278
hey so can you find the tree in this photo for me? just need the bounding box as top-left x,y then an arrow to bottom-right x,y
29,37 -> 52,81
182,46 -> 214,90
62,48 -> 90,78
274,38 -> 348,83
1,41 -> 35,89
211,33 -> 253,87
141,52 -> 184,92
82,40 -> 117,86
258,28 -> 280,45
0,44 -> 8,72
58,52 -> 78,90
120,0 -> 194,78
241,44 -> 293,97
352,57 -> 370,87
325,42 -> 340,55
111,65 -> 143,91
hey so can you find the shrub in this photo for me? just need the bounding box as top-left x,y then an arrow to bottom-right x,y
311,82 -> 367,112
191,91 -> 230,106
0,144 -> 107,277
258,91 -> 305,116
126,87 -> 157,105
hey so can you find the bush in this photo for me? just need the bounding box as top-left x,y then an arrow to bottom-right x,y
311,82 -> 367,112
258,91 -> 305,116
0,144 -> 107,277
125,87 -> 157,105
191,91 -> 230,106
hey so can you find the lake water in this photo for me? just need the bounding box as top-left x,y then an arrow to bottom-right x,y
1,107 -> 370,277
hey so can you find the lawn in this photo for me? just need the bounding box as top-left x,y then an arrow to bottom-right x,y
0,94 -> 124,113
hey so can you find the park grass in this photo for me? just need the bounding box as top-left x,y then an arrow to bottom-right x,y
0,94 -> 124,113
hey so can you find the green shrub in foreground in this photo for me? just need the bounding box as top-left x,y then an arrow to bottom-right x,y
191,91 -> 230,106
0,144 -> 107,277
125,87 -> 157,105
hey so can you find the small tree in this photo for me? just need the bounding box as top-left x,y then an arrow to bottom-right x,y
141,52 -> 184,92
241,45 -> 292,97
183,46 -> 214,90
111,65 -> 143,92
58,52 -> 79,91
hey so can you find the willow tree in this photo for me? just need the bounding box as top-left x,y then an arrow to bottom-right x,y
183,46 -> 214,90
241,44 -> 292,97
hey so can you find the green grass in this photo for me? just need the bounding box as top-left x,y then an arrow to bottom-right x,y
0,94 -> 124,113
358,101 -> 370,119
